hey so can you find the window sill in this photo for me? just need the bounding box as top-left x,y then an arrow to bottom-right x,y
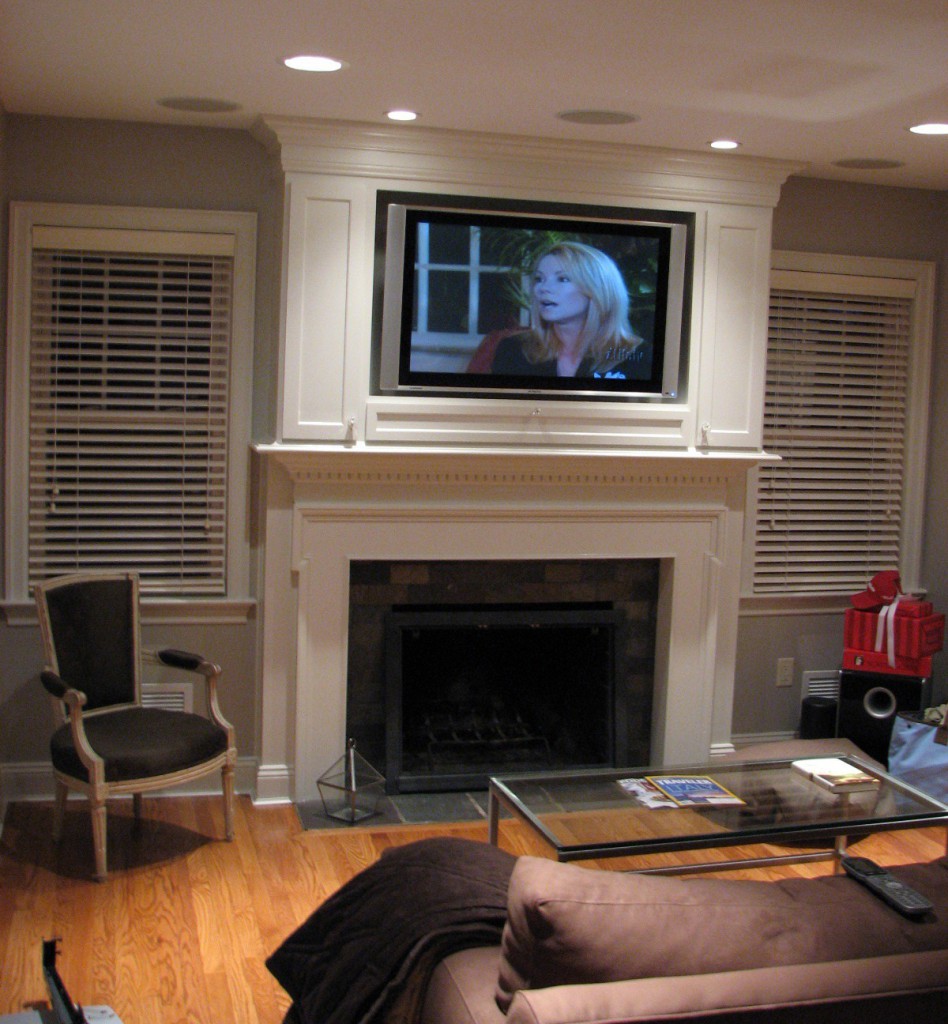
2,598 -> 256,627
739,594 -> 852,618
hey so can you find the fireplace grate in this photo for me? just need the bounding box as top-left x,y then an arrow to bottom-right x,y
413,699 -> 552,771
385,603 -> 624,791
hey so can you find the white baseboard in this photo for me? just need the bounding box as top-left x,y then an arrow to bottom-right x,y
0,756 -> 261,833
729,731 -> 797,749
252,763 -> 293,805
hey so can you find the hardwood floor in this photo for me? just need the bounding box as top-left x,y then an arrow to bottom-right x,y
0,795 -> 944,1023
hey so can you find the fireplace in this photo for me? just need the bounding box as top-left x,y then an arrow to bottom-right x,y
254,447 -> 748,805
384,603 -> 623,792
346,559 -> 657,791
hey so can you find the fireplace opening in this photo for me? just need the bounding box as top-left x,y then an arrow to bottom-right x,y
346,558 -> 658,792
385,603 -> 624,792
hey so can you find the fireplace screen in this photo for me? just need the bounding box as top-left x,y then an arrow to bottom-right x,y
384,604 -> 623,792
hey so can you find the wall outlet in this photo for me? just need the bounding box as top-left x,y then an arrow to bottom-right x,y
776,657 -> 795,688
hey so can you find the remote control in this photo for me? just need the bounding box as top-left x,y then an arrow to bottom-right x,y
841,856 -> 934,918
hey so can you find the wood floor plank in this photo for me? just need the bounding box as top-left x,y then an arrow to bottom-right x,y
0,795 -> 944,1020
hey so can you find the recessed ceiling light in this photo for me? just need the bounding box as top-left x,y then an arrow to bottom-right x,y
709,139 -> 740,150
557,110 -> 638,125
909,122 -> 948,135
386,109 -> 418,122
158,97 -> 242,113
283,54 -> 346,72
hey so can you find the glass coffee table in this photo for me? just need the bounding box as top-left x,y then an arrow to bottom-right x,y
487,754 -> 948,873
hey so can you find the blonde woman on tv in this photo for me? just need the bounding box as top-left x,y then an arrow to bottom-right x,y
470,241 -> 649,379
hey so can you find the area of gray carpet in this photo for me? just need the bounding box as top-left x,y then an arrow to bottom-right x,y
296,790 -> 491,830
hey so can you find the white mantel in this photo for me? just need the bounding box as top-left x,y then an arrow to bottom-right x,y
254,446 -> 765,803
251,120 -> 796,804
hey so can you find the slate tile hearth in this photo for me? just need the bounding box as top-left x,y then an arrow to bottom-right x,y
297,790 -> 491,831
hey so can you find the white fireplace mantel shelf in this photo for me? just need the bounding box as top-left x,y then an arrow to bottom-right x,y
254,442 -> 776,489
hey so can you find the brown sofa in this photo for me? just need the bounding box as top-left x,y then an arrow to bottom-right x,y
420,854 -> 948,1024
417,738 -> 948,1023
268,831 -> 948,1024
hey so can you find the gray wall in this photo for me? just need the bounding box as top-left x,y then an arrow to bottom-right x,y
0,116 -> 281,771
733,177 -> 948,736
0,116 -> 944,776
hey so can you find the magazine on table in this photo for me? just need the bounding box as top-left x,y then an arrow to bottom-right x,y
619,774 -> 744,807
617,776 -> 680,808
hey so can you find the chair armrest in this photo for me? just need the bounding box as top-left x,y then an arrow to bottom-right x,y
155,647 -> 220,678
153,648 -> 235,739
41,669 -> 87,710
40,670 -> 103,780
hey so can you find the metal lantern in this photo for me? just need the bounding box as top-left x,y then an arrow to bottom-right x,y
317,739 -> 386,823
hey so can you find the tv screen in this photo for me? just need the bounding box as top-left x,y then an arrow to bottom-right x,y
376,192 -> 692,402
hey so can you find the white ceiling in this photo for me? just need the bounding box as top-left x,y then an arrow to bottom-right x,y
1,0 -> 946,190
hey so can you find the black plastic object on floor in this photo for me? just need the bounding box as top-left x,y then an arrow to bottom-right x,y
799,695 -> 838,739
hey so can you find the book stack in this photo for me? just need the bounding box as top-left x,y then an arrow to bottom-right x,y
791,757 -> 881,794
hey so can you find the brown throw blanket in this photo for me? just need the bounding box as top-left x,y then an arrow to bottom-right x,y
266,837 -> 517,1024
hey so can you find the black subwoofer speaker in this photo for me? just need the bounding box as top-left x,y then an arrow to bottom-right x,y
837,670 -> 931,765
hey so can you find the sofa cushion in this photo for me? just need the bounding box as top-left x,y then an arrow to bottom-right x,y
503,950 -> 948,1024
495,856 -> 948,1011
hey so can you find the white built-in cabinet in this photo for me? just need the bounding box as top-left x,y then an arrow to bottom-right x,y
260,117 -> 799,451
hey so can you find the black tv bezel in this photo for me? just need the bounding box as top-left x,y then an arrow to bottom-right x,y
373,191 -> 694,403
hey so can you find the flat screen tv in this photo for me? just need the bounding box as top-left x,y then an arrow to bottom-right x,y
375,191 -> 693,402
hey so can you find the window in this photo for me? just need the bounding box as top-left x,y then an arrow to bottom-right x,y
745,252 -> 934,601
5,204 -> 256,603
410,224 -> 525,372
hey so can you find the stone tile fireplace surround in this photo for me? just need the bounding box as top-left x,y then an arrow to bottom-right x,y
251,119 -> 796,804
348,557 -> 659,788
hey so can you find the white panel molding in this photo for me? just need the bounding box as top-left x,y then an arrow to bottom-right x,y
261,119 -> 797,449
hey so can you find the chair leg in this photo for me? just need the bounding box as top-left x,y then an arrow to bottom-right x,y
52,779 -> 68,841
222,762 -> 235,841
133,792 -> 144,823
90,796 -> 108,882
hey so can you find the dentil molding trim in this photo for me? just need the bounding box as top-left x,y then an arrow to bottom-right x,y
255,444 -> 771,492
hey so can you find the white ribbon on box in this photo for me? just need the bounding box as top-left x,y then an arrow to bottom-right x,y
874,592 -> 904,668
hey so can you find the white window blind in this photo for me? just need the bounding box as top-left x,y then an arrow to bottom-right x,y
754,276 -> 916,595
28,242 -> 233,595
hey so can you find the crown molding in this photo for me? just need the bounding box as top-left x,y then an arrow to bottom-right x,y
252,116 -> 804,208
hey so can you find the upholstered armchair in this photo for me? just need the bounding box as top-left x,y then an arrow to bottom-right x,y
34,571 -> 237,880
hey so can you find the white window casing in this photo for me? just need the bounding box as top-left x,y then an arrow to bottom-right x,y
743,251 -> 934,607
5,203 -> 256,610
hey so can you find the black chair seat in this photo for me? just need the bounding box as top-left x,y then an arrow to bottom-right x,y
51,707 -> 229,784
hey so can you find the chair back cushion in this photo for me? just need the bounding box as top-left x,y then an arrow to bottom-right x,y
41,576 -> 138,708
